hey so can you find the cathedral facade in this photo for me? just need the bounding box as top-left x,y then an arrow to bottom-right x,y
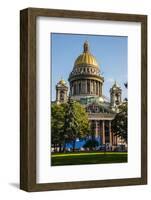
55,41 -> 126,150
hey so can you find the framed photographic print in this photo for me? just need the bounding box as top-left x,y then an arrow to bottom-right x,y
20,8 -> 147,191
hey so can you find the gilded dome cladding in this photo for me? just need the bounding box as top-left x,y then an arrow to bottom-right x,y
57,79 -> 68,88
74,53 -> 99,68
74,41 -> 99,69
59,79 -> 66,85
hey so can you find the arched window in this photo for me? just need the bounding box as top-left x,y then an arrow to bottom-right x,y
115,93 -> 119,104
60,91 -> 65,101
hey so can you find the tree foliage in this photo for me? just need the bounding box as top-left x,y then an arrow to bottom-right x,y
111,82 -> 128,143
51,98 -> 90,152
73,101 -> 90,137
111,103 -> 127,142
83,139 -> 99,150
63,98 -> 90,151
51,103 -> 66,151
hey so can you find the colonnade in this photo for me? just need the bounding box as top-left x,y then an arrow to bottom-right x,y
90,120 -> 117,146
70,79 -> 102,96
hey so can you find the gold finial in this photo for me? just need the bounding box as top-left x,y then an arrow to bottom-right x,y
83,40 -> 89,53
58,77 -> 66,85
113,80 -> 120,88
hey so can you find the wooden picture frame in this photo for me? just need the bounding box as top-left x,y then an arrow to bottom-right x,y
20,7 -> 147,192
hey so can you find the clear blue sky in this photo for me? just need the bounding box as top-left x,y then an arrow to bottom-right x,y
51,33 -> 127,101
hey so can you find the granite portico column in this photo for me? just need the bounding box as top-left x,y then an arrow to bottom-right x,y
109,121 -> 112,146
102,120 -> 105,144
95,120 -> 98,137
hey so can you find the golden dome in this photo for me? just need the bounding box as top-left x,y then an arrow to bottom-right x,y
58,79 -> 66,85
74,53 -> 99,67
74,41 -> 99,68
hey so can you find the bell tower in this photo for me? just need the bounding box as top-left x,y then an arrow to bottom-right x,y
110,81 -> 122,108
56,79 -> 68,104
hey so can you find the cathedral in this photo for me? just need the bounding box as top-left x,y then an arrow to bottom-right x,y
55,41 -> 126,150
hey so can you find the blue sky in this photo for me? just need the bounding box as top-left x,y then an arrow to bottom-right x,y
51,33 -> 128,101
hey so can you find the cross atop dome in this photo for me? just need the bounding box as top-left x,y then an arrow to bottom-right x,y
83,40 -> 89,53
112,80 -> 121,89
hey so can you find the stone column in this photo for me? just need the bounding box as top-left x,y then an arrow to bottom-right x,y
94,81 -> 96,95
96,81 -> 98,95
74,81 -> 77,95
87,80 -> 89,94
99,82 -> 101,96
89,80 -> 91,94
76,81 -> 78,95
90,80 -> 93,94
109,121 -> 112,146
75,81 -> 77,95
102,120 -> 105,144
99,120 -> 102,144
115,135 -> 117,145
81,80 -> 84,94
113,134 -> 116,146
97,82 -> 99,96
85,80 -> 87,94
97,82 -> 100,96
95,121 -> 98,137
93,80 -> 95,94
77,80 -> 79,95
79,81 -> 82,94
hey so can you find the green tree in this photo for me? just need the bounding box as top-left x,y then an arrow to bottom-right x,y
83,139 -> 99,150
73,101 -> 90,137
51,98 -> 90,152
111,103 -> 127,142
63,97 -> 90,152
51,103 -> 66,152
111,82 -> 128,142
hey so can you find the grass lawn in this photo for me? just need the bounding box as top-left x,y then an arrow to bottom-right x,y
51,152 -> 128,166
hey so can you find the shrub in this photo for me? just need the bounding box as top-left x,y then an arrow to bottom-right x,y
83,139 -> 99,149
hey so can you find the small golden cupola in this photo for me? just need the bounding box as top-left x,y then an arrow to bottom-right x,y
110,81 -> 122,107
58,79 -> 66,86
56,79 -> 68,104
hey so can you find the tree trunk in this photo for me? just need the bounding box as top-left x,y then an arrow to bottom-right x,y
72,140 -> 76,152
59,143 -> 62,152
63,141 -> 66,152
92,133 -> 95,141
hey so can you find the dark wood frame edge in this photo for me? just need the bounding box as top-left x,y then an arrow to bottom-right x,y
20,7 -> 147,192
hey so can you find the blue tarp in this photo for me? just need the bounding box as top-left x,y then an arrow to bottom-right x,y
65,136 -> 102,149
